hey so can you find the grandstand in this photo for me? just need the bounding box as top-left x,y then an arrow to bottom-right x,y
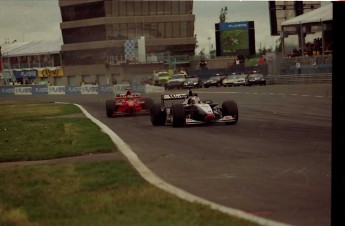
0,39 -> 63,85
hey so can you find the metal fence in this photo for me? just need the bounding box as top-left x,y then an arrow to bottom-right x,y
278,55 -> 332,75
265,73 -> 332,85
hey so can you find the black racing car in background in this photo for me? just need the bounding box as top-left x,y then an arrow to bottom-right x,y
247,73 -> 266,86
183,76 -> 203,89
203,74 -> 225,88
150,90 -> 238,127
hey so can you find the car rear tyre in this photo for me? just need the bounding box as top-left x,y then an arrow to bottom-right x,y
150,103 -> 166,126
171,104 -> 185,127
142,98 -> 154,110
106,100 -> 116,118
222,100 -> 238,125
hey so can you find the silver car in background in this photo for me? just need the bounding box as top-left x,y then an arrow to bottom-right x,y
222,74 -> 237,87
233,74 -> 248,86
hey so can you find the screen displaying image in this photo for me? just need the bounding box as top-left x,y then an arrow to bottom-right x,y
218,21 -> 252,56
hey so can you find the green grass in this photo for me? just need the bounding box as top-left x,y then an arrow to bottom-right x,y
0,101 -> 262,226
0,101 -> 116,162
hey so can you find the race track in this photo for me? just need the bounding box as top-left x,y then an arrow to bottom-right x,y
2,83 -> 332,226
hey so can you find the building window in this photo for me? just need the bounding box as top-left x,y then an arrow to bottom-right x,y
187,22 -> 195,37
112,0 -> 119,16
165,22 -> 173,38
62,25 -> 106,44
64,49 -> 110,66
149,1 -> 156,15
158,23 -> 165,38
127,0 -> 134,16
173,22 -> 180,38
172,1 -> 179,15
179,1 -> 187,14
128,23 -> 136,39
142,1 -> 149,16
119,1 -> 127,16
61,7 -> 75,21
120,24 -> 128,38
136,23 -> 143,37
61,2 -> 105,22
144,23 -> 151,38
112,24 -> 120,39
157,1 -> 164,15
164,1 -> 172,15
134,1 -> 142,16
150,23 -> 158,38
180,22 -> 187,37
186,1 -> 193,14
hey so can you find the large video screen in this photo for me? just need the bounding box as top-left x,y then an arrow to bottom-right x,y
216,21 -> 255,56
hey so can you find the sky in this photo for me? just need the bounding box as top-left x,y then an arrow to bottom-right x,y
0,0 -> 302,54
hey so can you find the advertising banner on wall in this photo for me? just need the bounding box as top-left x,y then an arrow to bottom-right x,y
13,69 -> 38,79
48,86 -> 65,95
0,87 -> 15,95
98,85 -> 114,94
0,84 -> 147,96
37,67 -> 64,77
15,87 -> 32,95
113,84 -> 131,94
65,86 -> 81,94
81,85 -> 98,94
32,85 -> 48,95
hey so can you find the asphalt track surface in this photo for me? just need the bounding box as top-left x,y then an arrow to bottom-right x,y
1,83 -> 331,226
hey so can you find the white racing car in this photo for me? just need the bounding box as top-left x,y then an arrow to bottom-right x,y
150,90 -> 238,127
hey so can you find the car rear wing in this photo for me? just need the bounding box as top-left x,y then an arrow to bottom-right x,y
161,94 -> 188,103
115,93 -> 141,98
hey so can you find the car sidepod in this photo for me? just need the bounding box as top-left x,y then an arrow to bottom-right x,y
221,100 -> 238,125
171,104 -> 185,127
150,103 -> 166,126
106,100 -> 117,118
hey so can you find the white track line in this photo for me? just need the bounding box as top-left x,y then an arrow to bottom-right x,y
73,103 -> 292,226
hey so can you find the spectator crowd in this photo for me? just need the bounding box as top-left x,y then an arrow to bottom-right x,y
286,38 -> 332,57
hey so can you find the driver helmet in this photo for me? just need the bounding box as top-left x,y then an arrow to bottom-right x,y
191,96 -> 200,104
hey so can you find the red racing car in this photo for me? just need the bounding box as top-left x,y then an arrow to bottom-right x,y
106,90 -> 154,117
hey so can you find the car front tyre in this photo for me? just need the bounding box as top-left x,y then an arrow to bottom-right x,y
171,104 -> 185,127
106,100 -> 116,118
150,103 -> 166,126
222,100 -> 238,125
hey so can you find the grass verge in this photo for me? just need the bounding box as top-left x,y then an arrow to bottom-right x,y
0,101 -> 261,226
0,101 -> 116,162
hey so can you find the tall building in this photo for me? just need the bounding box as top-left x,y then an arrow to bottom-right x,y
59,0 -> 196,85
